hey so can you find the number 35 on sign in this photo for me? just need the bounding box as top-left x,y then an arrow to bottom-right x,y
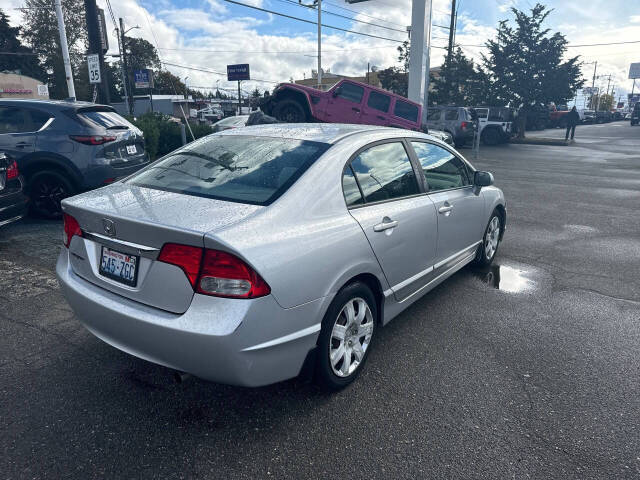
87,54 -> 101,84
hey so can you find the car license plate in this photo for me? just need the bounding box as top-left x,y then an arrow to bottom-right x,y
126,145 -> 137,155
99,247 -> 138,287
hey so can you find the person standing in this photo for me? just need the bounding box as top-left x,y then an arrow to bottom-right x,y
565,106 -> 580,141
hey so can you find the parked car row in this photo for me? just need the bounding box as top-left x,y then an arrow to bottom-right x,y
0,99 -> 149,219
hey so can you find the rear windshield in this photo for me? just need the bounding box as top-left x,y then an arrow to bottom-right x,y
77,108 -> 136,130
126,135 -> 330,205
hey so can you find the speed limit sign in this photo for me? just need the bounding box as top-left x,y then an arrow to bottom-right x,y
87,54 -> 101,84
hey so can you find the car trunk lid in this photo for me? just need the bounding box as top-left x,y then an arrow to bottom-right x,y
62,184 -> 263,313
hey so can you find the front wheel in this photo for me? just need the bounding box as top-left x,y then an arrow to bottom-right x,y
474,212 -> 502,266
315,282 -> 377,390
273,99 -> 307,123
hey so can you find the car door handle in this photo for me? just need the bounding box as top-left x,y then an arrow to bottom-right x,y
438,204 -> 454,214
373,219 -> 398,232
15,142 -> 31,148
352,107 -> 360,112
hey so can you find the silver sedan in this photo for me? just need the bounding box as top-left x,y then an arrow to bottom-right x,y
57,124 -> 506,390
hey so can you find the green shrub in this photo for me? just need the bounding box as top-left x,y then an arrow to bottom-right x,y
128,113 -> 213,160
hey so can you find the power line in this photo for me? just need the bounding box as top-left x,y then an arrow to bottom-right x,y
162,61 -> 280,84
322,0 -> 407,28
275,0 -> 407,33
567,40 -> 640,48
156,45 -> 398,55
222,0 -> 405,43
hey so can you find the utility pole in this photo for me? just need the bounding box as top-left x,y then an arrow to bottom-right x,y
317,0 -> 322,89
446,0 -> 456,62
119,18 -> 131,115
408,0 -> 433,122
592,61 -> 597,88
84,0 -> 110,104
54,0 -> 76,100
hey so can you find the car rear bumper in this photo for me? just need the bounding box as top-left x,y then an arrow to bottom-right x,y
83,154 -> 150,189
56,250 -> 324,387
0,181 -> 28,227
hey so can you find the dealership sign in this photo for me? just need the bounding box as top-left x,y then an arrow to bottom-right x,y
0,88 -> 32,94
134,69 -> 153,89
227,64 -> 250,82
629,63 -> 640,79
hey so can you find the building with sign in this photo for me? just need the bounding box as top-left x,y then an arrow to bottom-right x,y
0,72 -> 49,99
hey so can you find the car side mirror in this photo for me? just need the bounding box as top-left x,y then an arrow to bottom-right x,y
474,171 -> 494,187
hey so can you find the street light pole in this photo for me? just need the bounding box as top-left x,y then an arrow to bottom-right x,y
317,0 -> 322,89
407,0 -> 432,122
54,0 -> 76,100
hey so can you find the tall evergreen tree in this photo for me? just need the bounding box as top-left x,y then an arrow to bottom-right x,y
431,47 -> 492,106
21,0 -> 88,99
482,3 -> 584,136
0,9 -> 45,80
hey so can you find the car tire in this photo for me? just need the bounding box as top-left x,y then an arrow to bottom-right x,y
474,211 -> 502,267
315,282 -> 377,391
273,99 -> 307,123
29,170 -> 75,219
481,128 -> 501,146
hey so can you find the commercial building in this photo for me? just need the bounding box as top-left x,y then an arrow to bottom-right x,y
0,72 -> 49,99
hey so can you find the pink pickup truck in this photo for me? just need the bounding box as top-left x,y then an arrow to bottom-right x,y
261,79 -> 423,131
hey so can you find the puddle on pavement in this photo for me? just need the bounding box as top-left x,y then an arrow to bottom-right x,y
473,264 -> 536,293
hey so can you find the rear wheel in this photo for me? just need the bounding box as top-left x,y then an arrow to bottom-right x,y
29,170 -> 74,219
315,282 -> 376,390
474,212 -> 502,267
481,128 -> 501,145
273,99 -> 307,123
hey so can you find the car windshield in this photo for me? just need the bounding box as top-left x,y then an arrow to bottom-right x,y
126,135 -> 330,205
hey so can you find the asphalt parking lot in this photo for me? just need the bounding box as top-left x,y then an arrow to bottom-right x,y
1,121 -> 639,479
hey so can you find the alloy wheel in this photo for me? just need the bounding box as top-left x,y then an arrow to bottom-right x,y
329,297 -> 374,378
32,176 -> 68,217
484,216 -> 500,260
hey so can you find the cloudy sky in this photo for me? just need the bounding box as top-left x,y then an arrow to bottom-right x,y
6,0 -> 640,101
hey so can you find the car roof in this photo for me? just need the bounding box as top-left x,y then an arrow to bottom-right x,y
217,123 -> 436,144
0,99 -> 111,110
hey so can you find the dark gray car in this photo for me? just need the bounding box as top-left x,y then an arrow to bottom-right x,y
425,106 -> 476,148
0,99 -> 149,218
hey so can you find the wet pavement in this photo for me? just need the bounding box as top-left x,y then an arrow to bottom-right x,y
1,121 -> 639,479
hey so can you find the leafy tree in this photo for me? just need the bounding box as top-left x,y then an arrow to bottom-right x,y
481,3 -> 584,136
378,40 -> 410,97
0,8 -> 45,80
21,0 -> 88,99
431,47 -> 492,106
124,37 -> 160,72
150,70 -> 186,95
588,93 -> 613,111
251,88 -> 261,98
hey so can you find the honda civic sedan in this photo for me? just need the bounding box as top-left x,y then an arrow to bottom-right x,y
57,124 -> 506,390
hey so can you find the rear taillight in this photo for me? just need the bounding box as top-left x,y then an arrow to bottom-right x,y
6,161 -> 18,180
461,121 -> 468,130
197,249 -> 271,298
63,213 -> 82,248
69,135 -> 116,145
158,243 -> 203,288
157,244 -> 270,299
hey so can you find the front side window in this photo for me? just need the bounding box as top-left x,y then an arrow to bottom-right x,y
411,141 -> 470,192
393,100 -> 419,122
367,91 -> 391,112
127,135 -> 330,205
349,142 -> 419,203
336,82 -> 364,103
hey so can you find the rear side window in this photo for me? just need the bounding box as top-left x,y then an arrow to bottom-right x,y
336,83 -> 364,103
394,100 -> 419,122
0,107 -> 50,133
342,165 -> 363,206
77,108 -> 136,130
127,135 -> 330,206
444,110 -> 459,120
411,141 -> 470,191
349,142 -> 419,203
367,91 -> 391,112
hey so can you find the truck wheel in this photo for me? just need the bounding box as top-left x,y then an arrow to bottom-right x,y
274,100 -> 307,123
481,128 -> 500,146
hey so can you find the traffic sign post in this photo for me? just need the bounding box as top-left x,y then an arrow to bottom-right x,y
87,54 -> 101,84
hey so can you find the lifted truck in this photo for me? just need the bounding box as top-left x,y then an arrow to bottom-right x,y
472,107 -> 514,145
260,79 -> 423,131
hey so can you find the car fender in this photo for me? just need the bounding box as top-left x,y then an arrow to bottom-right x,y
272,84 -> 317,118
16,151 -> 83,188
